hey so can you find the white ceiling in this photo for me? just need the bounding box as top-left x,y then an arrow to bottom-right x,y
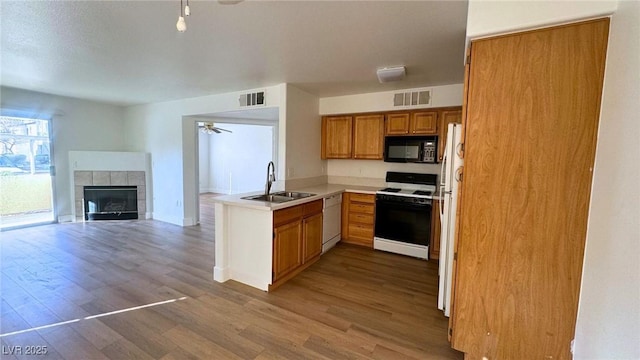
0,1 -> 468,106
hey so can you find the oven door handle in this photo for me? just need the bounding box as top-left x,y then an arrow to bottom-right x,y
375,199 -> 432,210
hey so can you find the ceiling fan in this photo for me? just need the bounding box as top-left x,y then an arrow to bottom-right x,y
199,122 -> 232,134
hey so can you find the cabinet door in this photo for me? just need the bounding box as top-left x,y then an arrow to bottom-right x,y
385,113 -> 410,135
411,111 -> 438,134
438,109 -> 462,162
322,116 -> 352,159
430,199 -> 441,260
302,213 -> 323,263
273,220 -> 302,281
352,115 -> 385,160
450,19 -> 609,358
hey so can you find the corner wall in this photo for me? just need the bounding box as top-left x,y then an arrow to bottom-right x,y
0,87 -> 125,221
284,85 -> 325,188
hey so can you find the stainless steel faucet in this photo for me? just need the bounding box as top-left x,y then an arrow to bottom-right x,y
265,161 -> 276,195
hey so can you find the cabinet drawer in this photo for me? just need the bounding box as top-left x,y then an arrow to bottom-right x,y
274,205 -> 303,227
349,213 -> 374,225
349,193 -> 375,204
349,203 -> 374,215
348,223 -> 373,239
303,199 -> 323,217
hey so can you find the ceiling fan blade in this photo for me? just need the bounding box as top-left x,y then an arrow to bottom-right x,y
214,127 -> 232,133
212,128 -> 221,134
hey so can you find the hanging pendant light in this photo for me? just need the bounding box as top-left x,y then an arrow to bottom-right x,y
185,0 -> 191,16
176,0 -> 187,32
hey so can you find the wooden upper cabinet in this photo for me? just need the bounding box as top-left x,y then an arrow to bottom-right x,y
322,116 -> 352,159
352,114 -> 385,160
385,113 -> 411,135
411,111 -> 438,135
385,111 -> 438,136
438,109 -> 462,162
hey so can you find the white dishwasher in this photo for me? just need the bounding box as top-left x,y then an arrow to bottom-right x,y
322,193 -> 342,253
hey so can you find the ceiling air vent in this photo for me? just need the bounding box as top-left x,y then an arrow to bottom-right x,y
393,89 -> 431,107
239,91 -> 265,107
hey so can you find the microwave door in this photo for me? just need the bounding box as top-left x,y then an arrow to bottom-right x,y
388,145 -> 408,162
405,146 -> 419,161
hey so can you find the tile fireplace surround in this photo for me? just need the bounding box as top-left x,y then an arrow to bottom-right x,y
74,171 -> 146,222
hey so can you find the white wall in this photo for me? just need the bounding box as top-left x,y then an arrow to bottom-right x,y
320,83 -> 463,183
198,131 -> 210,193
206,123 -> 273,194
0,86 -> 125,221
123,84 -> 285,226
284,85 -> 325,186
465,1 -> 640,358
319,83 -> 463,115
466,0 -> 617,41
574,1 -> 640,358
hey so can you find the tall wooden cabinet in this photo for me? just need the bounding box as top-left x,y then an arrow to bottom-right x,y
450,19 -> 610,359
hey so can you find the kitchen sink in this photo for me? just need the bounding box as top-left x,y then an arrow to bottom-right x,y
271,191 -> 316,199
241,194 -> 295,203
240,192 -> 316,203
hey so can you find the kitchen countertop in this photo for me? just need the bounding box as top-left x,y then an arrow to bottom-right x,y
212,184 -> 381,211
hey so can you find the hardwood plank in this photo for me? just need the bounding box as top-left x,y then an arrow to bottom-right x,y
101,338 -> 155,360
163,325 -> 244,360
0,194 -> 462,360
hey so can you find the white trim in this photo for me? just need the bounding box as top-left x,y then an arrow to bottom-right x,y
213,266 -> 230,282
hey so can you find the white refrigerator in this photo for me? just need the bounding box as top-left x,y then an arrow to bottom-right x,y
437,123 -> 463,317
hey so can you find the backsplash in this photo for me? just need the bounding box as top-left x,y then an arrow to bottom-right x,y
326,159 -> 441,184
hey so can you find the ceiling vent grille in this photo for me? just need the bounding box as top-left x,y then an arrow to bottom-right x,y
239,91 -> 266,107
393,89 -> 431,107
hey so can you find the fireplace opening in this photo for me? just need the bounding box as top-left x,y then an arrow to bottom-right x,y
83,186 -> 138,221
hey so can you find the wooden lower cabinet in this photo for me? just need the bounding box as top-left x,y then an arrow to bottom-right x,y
429,199 -> 441,260
271,199 -> 323,290
272,220 -> 302,281
341,192 -> 375,248
302,213 -> 323,263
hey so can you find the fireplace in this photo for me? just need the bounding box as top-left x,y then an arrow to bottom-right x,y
83,186 -> 139,221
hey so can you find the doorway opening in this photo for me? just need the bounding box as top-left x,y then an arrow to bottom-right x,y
0,115 -> 55,230
198,122 -> 274,195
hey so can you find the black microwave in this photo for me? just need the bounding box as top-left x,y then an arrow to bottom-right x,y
384,136 -> 438,164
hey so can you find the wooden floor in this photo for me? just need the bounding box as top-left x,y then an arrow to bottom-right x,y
0,194 -> 463,359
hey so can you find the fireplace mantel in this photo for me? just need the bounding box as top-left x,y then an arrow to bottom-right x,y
68,151 -> 151,222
